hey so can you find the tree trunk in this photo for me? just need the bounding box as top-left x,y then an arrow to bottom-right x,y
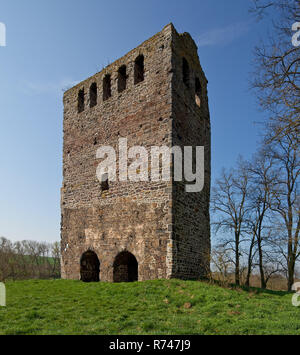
245,269 -> 250,288
245,233 -> 255,288
258,240 -> 266,289
287,255 -> 295,292
235,236 -> 240,286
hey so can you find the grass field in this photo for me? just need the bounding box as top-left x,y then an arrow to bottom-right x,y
0,279 -> 299,335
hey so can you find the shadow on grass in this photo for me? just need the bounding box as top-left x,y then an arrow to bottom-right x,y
201,278 -> 291,297
240,285 -> 291,297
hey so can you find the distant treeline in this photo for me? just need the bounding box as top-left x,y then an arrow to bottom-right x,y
0,237 -> 60,281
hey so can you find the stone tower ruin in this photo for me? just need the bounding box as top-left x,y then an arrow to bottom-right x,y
61,24 -> 211,282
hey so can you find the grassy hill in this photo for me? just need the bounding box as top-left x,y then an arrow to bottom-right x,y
0,279 -> 299,335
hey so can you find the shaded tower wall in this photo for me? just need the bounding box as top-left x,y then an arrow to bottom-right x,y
170,28 -> 211,279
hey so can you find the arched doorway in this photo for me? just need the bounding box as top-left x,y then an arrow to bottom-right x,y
113,251 -> 138,282
80,250 -> 100,282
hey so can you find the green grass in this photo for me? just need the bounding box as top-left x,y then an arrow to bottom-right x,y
0,279 -> 299,335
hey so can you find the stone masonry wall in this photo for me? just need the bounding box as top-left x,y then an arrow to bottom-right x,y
61,24 -> 174,281
61,24 -> 211,281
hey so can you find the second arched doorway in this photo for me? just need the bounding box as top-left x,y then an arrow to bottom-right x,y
113,251 -> 138,282
80,250 -> 100,282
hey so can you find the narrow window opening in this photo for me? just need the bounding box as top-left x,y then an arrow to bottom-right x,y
195,77 -> 201,107
103,74 -> 111,101
78,89 -> 84,113
134,55 -> 144,84
101,173 -> 109,191
89,82 -> 97,108
182,57 -> 190,87
118,65 -> 127,93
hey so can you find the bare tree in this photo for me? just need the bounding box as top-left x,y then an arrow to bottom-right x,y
0,237 -> 61,281
266,130 -> 300,290
211,159 -> 251,286
51,241 -> 61,278
250,0 -> 300,143
211,244 -> 234,283
0,237 -> 13,281
247,149 -> 277,288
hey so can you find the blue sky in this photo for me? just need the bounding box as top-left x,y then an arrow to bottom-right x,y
0,1 -> 275,242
